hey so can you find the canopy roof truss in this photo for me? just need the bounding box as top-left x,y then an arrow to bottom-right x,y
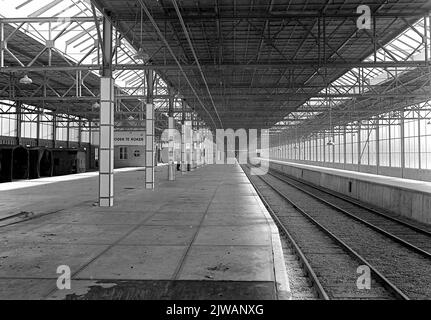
0,0 -> 430,134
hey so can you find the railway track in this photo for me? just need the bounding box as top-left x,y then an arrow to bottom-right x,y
268,168 -> 431,256
242,164 -> 431,300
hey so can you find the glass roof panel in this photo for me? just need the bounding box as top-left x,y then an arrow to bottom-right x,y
276,17 -> 430,131
0,0 -> 173,114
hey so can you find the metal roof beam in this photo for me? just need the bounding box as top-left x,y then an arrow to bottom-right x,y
0,17 -> 99,23
1,61 -> 430,72
109,12 -> 429,22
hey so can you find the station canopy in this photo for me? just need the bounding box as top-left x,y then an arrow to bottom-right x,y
1,0 -> 430,135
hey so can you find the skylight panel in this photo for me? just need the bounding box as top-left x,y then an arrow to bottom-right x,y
277,17 -> 429,133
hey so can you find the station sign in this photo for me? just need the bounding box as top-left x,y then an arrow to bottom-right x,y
114,131 -> 145,146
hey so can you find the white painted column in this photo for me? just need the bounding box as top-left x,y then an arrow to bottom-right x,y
168,116 -> 175,181
181,122 -> 187,174
191,129 -> 197,171
99,77 -> 114,207
400,114 -> 405,178
146,102 -> 154,189
196,129 -> 202,168
185,120 -> 192,171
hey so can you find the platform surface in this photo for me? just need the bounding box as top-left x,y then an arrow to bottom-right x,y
0,164 -> 289,300
269,159 -> 431,194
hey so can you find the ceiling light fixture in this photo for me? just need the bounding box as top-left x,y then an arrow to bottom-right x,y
19,74 -> 33,85
133,7 -> 149,62
133,48 -> 150,62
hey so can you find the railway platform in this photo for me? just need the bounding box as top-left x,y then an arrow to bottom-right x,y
0,164 -> 290,300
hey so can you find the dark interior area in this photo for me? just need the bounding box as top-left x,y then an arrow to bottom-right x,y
0,146 -> 13,182
29,148 -> 54,179
12,146 -> 29,180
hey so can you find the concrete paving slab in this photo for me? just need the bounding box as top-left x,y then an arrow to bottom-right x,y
75,245 -> 186,280
0,243 -> 108,278
178,245 -> 273,281
120,225 -> 198,246
0,279 -> 55,300
157,205 -> 210,213
194,225 -> 271,246
202,213 -> 268,226
1,223 -> 135,245
145,213 -> 204,226
46,211 -> 153,225
207,203 -> 262,216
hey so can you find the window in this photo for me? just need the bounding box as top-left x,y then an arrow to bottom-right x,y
0,103 -> 16,137
390,120 -> 402,167
119,147 -> 128,160
379,120 -> 390,167
134,150 -> 140,157
404,111 -> 419,169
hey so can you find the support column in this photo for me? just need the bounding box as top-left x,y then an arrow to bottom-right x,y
376,120 -> 380,175
400,113 -> 405,178
185,120 -> 192,171
145,70 -> 155,189
322,131 -> 326,165
78,116 -> 82,148
36,107 -> 40,147
168,87 -> 175,181
88,121 -> 93,169
417,111 -> 421,170
0,23 -> 4,68
146,102 -> 155,188
388,120 -> 392,167
357,125 -> 361,172
196,123 -> 202,167
191,115 -> 197,170
16,102 -> 21,145
201,128 -> 205,166
181,101 -> 187,174
168,117 -> 175,181
52,112 -> 57,148
66,118 -> 70,148
99,77 -> 114,207
98,17 -> 114,207
181,122 -> 187,174
343,126 -> 347,169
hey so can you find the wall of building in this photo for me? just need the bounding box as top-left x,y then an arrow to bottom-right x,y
114,145 -> 145,168
0,135 -> 95,171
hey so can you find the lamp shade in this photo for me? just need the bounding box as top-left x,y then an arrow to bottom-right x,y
19,74 -> 33,85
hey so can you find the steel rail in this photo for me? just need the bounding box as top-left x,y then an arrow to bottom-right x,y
242,165 -> 329,300
270,168 -> 431,238
267,169 -> 431,260
245,165 -> 409,300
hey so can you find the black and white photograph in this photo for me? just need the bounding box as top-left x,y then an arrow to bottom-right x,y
0,0 -> 430,312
